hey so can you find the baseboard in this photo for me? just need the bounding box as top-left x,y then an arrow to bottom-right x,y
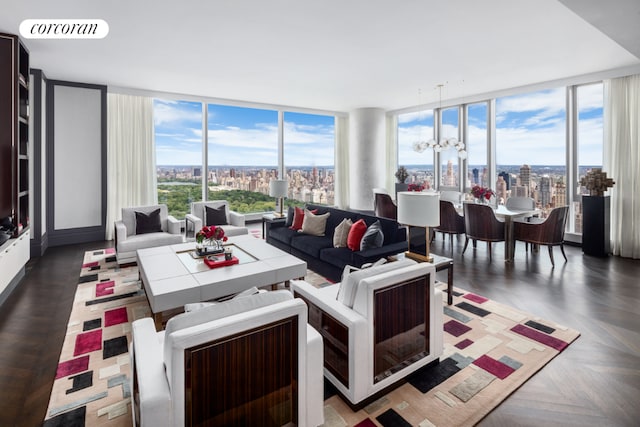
0,266 -> 25,307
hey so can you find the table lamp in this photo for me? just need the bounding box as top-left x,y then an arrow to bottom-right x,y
269,179 -> 288,217
397,191 -> 440,262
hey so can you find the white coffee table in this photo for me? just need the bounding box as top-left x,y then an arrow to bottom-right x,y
137,234 -> 307,329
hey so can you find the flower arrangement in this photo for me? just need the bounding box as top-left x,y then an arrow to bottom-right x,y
395,166 -> 409,183
196,225 -> 228,246
407,183 -> 425,192
470,185 -> 494,201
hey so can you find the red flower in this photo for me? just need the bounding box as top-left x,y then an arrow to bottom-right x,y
470,185 -> 495,200
408,183 -> 425,192
196,225 -> 226,243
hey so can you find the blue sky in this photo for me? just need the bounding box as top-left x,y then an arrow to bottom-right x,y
398,84 -> 604,167
154,100 -> 335,167
155,84 -> 603,169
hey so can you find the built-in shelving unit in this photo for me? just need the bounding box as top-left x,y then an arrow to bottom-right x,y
0,32 -> 30,304
0,32 -> 29,236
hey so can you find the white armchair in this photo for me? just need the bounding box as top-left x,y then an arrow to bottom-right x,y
291,260 -> 443,407
185,200 -> 248,240
115,204 -> 183,265
130,290 -> 324,427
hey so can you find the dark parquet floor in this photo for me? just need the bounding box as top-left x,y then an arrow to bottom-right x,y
1,235 -> 639,427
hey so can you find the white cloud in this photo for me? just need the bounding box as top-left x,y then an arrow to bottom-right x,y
154,100 -> 202,126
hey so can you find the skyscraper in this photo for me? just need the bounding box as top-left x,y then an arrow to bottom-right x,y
540,175 -> 553,208
498,171 -> 510,190
495,176 -> 507,203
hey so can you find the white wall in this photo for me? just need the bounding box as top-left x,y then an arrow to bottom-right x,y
53,85 -> 102,229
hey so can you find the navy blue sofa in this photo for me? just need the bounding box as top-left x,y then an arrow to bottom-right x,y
265,203 -> 407,282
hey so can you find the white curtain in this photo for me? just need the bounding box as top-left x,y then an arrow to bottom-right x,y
604,74 -> 640,258
334,115 -> 350,209
385,114 -> 398,194
105,93 -> 156,240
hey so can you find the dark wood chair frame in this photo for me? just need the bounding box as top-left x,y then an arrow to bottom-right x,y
462,203 -> 506,261
374,192 -> 397,220
513,205 -> 569,267
432,200 -> 465,246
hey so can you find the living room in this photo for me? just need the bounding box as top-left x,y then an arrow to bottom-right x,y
1,1 -> 640,426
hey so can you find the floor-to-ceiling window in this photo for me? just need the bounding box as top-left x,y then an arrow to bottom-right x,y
397,109 -> 435,188
440,107 -> 460,187
283,112 -> 335,206
154,98 -> 336,217
575,83 -> 604,233
154,99 -> 203,218
496,88 -> 567,216
466,102 -> 488,190
207,104 -> 279,213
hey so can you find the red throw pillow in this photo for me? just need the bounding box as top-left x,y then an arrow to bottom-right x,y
347,219 -> 368,251
289,207 -> 317,230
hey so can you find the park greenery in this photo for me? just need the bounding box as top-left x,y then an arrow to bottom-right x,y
157,179 -> 304,219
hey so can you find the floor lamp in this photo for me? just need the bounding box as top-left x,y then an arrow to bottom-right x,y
269,179 -> 288,217
397,191 -> 440,262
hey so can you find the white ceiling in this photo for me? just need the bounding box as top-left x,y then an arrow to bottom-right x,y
2,0 -> 639,112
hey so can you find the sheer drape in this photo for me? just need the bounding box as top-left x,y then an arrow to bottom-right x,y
105,93 -> 156,240
334,115 -> 350,209
604,74 -> 640,258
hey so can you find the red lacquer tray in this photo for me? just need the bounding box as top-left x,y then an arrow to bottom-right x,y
203,255 -> 239,269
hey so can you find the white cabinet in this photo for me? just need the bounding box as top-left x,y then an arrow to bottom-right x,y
0,229 -> 30,298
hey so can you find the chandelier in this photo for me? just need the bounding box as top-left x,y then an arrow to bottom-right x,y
413,84 -> 467,159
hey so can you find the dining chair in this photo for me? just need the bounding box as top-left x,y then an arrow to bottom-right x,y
462,203 -> 505,261
505,196 -> 535,210
432,200 -> 465,247
373,188 -> 397,220
513,205 -> 569,267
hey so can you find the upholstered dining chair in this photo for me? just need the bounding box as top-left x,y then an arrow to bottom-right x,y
373,188 -> 397,220
505,196 -> 535,210
513,205 -> 569,267
462,202 -> 505,261
432,200 -> 465,247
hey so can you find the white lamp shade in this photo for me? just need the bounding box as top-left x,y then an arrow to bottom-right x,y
269,179 -> 288,198
397,191 -> 440,227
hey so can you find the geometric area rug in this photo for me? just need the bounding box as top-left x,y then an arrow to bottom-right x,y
43,249 -> 580,427
43,249 -> 149,427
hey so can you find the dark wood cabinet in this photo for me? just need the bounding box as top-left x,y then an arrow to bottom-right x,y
0,32 -> 29,236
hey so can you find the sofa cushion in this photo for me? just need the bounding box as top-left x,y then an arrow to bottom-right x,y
136,208 -> 162,234
336,259 -> 417,308
319,247 -> 354,270
285,206 -> 295,227
164,290 -> 293,385
333,218 -> 353,248
205,205 -> 227,226
300,209 -> 330,236
269,226 -> 299,246
347,219 -> 368,251
357,214 -> 400,244
119,232 -> 183,255
360,220 -> 384,250
291,234 -> 333,258
290,207 -> 317,231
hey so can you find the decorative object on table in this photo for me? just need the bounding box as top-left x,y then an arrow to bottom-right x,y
195,225 -> 228,256
580,169 -> 614,257
269,178 -> 288,217
224,246 -> 233,260
395,166 -> 409,184
580,168 -> 615,196
203,253 -> 239,269
407,183 -> 425,192
470,184 -> 494,203
397,191 -> 440,262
